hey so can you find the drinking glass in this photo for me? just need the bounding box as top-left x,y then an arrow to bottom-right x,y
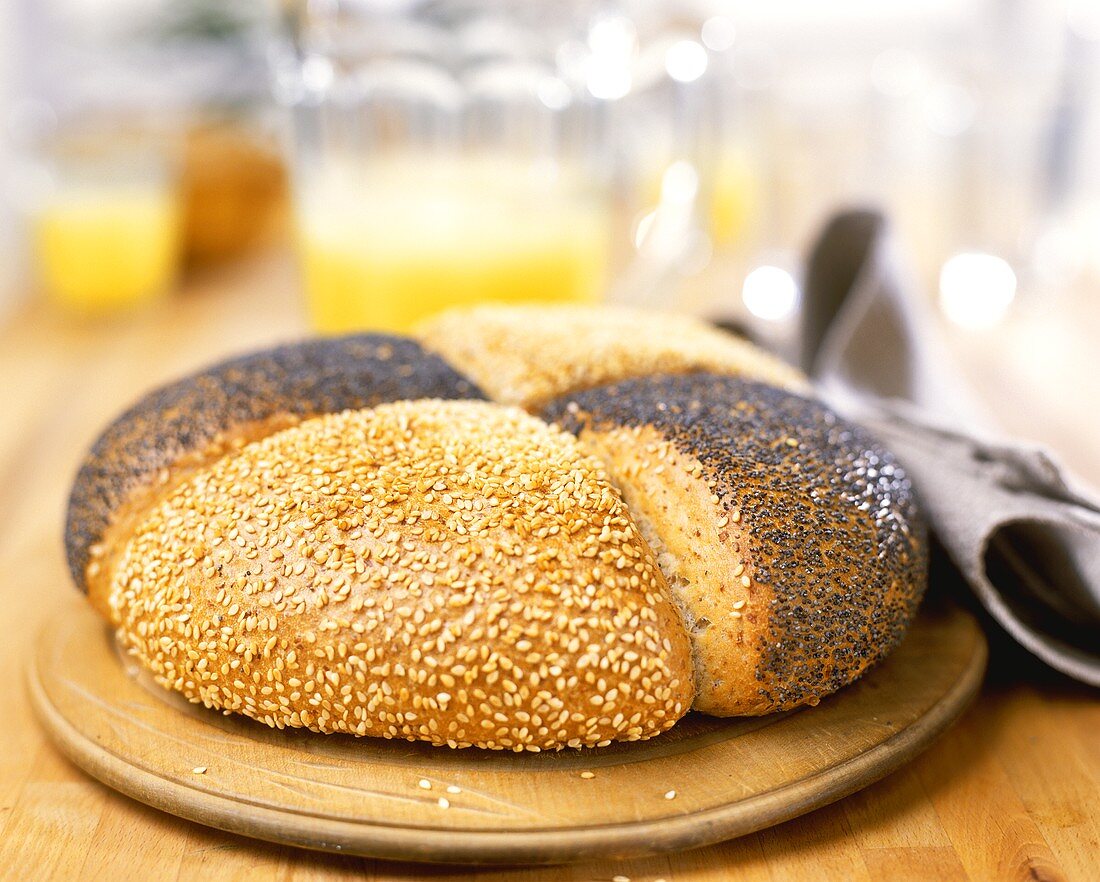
27,118 -> 181,315
274,0 -> 717,332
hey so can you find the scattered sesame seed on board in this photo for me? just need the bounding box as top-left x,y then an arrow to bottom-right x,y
664,790 -> 677,800
580,770 -> 596,779
191,767 -> 207,775
437,797 -> 450,809
612,875 -> 630,882
446,785 -> 461,794
417,779 -> 431,790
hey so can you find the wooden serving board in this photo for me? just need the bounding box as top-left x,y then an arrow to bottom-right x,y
28,599 -> 986,866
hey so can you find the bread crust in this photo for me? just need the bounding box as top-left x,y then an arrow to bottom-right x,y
105,400 -> 693,750
67,311 -> 926,744
416,304 -> 807,410
66,335 -> 483,604
544,373 -> 928,715
575,424 -> 769,714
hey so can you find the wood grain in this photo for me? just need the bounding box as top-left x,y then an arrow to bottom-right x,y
0,252 -> 1097,880
27,599 -> 985,864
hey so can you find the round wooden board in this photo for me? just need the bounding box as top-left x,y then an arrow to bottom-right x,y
29,598 -> 986,865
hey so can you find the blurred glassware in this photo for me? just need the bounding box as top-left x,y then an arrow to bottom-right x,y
1023,3 -> 1100,311
24,114 -> 182,316
606,6 -> 717,311
8,0 -> 191,316
6,0 -> 284,315
273,0 -> 712,333
672,2 -> 1073,346
274,1 -> 609,332
294,153 -> 610,332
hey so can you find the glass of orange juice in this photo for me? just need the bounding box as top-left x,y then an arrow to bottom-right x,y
296,154 -> 610,333
273,2 -> 634,334
29,123 -> 181,316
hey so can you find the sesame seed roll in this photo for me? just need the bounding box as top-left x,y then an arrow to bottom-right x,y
106,400 -> 694,750
66,335 -> 483,611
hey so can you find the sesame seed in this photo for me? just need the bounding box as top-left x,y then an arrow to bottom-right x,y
580,770 -> 596,779
417,304 -> 804,410
664,790 -> 677,799
446,785 -> 461,794
437,797 -> 450,809
418,779 -> 431,790
104,400 -> 694,752
191,767 -> 207,775
542,369 -> 926,719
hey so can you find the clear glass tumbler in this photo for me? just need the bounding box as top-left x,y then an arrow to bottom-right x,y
274,0 -> 628,334
28,116 -> 182,316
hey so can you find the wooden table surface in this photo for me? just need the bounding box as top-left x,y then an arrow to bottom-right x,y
1,255 -> 1097,882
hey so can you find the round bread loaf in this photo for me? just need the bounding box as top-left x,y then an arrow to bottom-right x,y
66,307 -> 928,748
416,304 -> 807,409
105,399 -> 694,750
66,335 -> 482,612
543,373 -> 927,715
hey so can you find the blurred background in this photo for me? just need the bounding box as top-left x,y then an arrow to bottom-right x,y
1,0 -> 1098,472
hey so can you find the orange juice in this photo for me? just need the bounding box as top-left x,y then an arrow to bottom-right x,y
34,183 -> 179,313
296,157 -> 610,333
642,148 -> 759,248
709,146 -> 759,246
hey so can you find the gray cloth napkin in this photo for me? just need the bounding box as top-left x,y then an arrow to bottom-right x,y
801,210 -> 1100,686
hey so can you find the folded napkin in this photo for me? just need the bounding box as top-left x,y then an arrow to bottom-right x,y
800,210 -> 1100,686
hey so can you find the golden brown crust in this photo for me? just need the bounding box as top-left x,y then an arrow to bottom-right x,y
544,374 -> 928,716
66,334 -> 484,597
105,400 -> 694,750
416,304 -> 808,410
577,425 -> 770,714
70,307 -> 925,745
84,413 -> 303,618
